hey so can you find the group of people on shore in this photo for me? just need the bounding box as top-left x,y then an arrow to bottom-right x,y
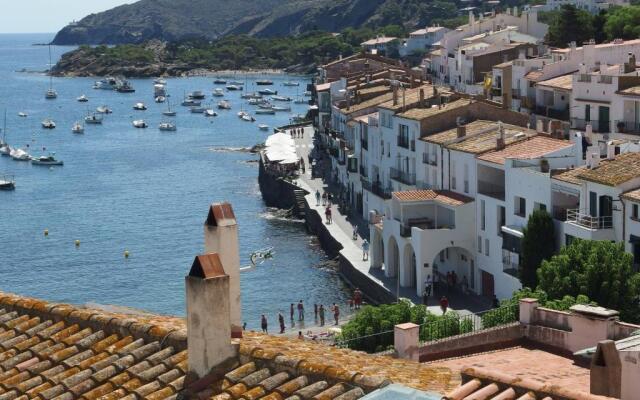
290,127 -> 305,139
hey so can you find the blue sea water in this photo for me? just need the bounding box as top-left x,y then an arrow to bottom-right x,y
0,33 -> 350,328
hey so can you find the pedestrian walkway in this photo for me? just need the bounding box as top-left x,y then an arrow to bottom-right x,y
286,126 -> 492,315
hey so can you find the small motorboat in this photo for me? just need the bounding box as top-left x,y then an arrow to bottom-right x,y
226,85 -> 243,91
204,109 -> 217,117
188,90 -> 206,100
163,110 -> 177,117
258,88 -> 277,95
72,121 -> 84,134
132,120 -> 148,129
256,79 -> 273,85
255,109 -> 275,115
213,78 -> 227,84
241,92 -> 263,99
258,102 -> 274,109
282,81 -> 299,87
259,124 -> 269,131
96,105 -> 112,114
158,122 -> 177,132
133,102 -> 147,111
45,88 -> 57,100
77,94 -> 89,102
93,77 -> 119,90
117,81 -> 135,93
272,105 -> 291,112
154,78 -> 167,85
218,100 -> 231,110
155,96 -> 166,103
154,84 -> 166,97
17,112 -> 27,118
181,98 -> 201,107
31,153 -> 63,166
272,95 -> 292,102
0,174 -> 15,190
0,144 -> 12,156
42,118 -> 56,129
10,148 -> 30,161
212,88 -> 224,97
84,113 -> 103,124
228,80 -> 243,85
190,106 -> 206,114
242,114 -> 255,122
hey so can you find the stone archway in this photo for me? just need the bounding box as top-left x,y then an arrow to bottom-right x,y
402,243 -> 417,288
386,236 -> 399,278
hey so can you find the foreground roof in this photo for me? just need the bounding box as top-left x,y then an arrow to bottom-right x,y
397,99 -> 470,121
0,291 -> 460,400
536,73 -> 573,91
338,93 -> 394,114
478,136 -> 573,165
423,120 -> 533,154
577,152 -> 640,186
392,190 -> 473,207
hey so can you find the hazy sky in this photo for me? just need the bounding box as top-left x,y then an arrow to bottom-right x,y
0,0 -> 137,33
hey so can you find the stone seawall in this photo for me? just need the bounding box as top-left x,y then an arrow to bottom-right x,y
259,158 -> 395,305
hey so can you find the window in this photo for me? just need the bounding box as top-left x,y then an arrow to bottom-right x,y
480,200 -> 486,231
451,160 -> 457,190
633,204 -> 639,220
515,196 -> 526,217
464,164 -> 469,193
485,239 -> 490,256
497,206 -> 505,235
478,235 -> 482,253
534,202 -> 547,212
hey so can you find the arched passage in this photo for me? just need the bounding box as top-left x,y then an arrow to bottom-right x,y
372,229 -> 384,269
386,236 -> 399,278
402,243 -> 416,288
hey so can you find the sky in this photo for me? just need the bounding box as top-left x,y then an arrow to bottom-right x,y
0,0 -> 137,34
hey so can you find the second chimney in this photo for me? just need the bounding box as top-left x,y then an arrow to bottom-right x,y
393,85 -> 398,106
419,89 -> 425,108
457,124 -> 466,138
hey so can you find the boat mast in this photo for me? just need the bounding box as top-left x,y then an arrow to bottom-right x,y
2,110 -> 6,144
48,45 -> 53,90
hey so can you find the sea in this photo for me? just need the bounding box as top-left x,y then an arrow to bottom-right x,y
0,33 -> 350,328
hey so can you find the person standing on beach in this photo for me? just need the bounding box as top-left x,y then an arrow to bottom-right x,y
315,190 -> 321,206
261,314 -> 268,333
278,312 -> 285,334
290,303 -> 294,321
314,304 -> 318,320
319,304 -> 325,326
297,300 -> 304,321
332,303 -> 340,325
362,239 -> 369,261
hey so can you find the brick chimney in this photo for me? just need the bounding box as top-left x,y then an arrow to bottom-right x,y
204,203 -> 242,337
186,253 -> 237,379
393,85 -> 398,106
590,340 -> 622,398
496,121 -> 505,150
456,124 -> 466,138
419,89 -> 425,108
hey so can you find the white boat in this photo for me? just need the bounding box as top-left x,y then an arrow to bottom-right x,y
272,106 -> 291,112
255,109 -> 275,115
42,118 -> 56,129
212,88 -> 224,97
154,78 -> 167,85
256,79 -> 273,86
181,98 -> 201,107
242,114 -> 255,122
204,109 -> 217,117
188,90 -> 205,99
259,124 -> 269,131
154,84 -> 167,97
272,95 -> 292,102
132,120 -> 148,129
93,77 -> 119,90
77,94 -> 89,102
17,112 -> 27,117
228,80 -> 243,85
10,148 -> 30,161
0,112 -> 11,155
258,88 -> 277,95
226,85 -> 243,91
31,153 -> 63,166
0,144 -> 10,156
213,78 -> 226,84
241,92 -> 263,99
133,102 -> 147,111
190,106 -> 206,113
218,100 -> 231,110
45,88 -> 57,100
72,121 -> 84,134
258,102 -> 274,109
116,80 -> 135,93
0,174 -> 15,190
163,98 -> 176,116
282,81 -> 300,87
45,45 -> 57,99
158,122 -> 176,132
96,105 -> 112,114
84,113 -> 103,124
155,96 -> 166,103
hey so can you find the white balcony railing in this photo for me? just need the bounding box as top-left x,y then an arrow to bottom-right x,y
566,209 -> 613,230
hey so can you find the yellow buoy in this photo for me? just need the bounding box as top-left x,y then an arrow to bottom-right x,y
75,240 -> 80,247
43,229 -> 49,237
124,250 -> 130,259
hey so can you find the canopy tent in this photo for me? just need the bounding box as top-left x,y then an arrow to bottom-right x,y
264,132 -> 299,165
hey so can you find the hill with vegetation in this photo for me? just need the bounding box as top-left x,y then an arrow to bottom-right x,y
52,0 -> 533,45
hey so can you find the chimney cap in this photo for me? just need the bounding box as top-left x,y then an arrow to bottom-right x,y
189,253 -> 227,279
206,202 -> 237,227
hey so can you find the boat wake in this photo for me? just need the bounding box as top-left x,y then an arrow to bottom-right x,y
260,208 -> 304,223
209,146 -> 253,153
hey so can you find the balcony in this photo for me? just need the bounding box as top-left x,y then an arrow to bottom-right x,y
566,209 -> 612,230
372,182 -> 392,199
347,162 -> 358,173
552,206 -> 569,222
535,106 -> 570,121
400,217 -> 455,237
397,136 -> 410,149
359,165 -> 368,177
422,153 -> 437,166
390,167 -> 416,186
571,118 -> 610,133
614,120 -> 640,135
478,180 -> 505,201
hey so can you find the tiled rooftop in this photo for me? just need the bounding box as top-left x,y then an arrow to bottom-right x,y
0,291 -> 461,399
477,136 -> 573,165
377,84 -> 436,111
551,167 -> 584,185
338,93 -> 394,114
622,188 -> 640,202
618,84 -> 640,97
577,152 -> 640,186
536,73 -> 573,91
392,190 -> 473,207
397,99 -> 471,121
422,120 -> 534,154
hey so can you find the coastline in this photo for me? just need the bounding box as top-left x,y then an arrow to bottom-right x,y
52,66 -> 314,79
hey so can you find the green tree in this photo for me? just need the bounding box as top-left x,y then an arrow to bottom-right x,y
546,5 -> 594,47
604,5 -> 640,41
537,240 -> 640,321
520,209 -> 556,288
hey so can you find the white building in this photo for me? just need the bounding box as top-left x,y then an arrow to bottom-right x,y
400,26 -> 449,57
361,36 -> 400,56
543,0 -> 629,13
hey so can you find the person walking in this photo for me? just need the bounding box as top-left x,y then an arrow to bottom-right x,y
362,239 -> 369,261
314,304 -> 318,320
423,289 -> 429,306
321,192 -> 327,206
297,300 -> 304,321
290,303 -> 294,321
353,288 -> 362,310
278,312 -> 285,334
261,314 -> 268,333
439,296 -> 449,315
319,304 -> 325,326
425,274 -> 433,298
352,224 -> 358,240
332,303 -> 340,325
325,206 -> 332,224
315,190 -> 321,206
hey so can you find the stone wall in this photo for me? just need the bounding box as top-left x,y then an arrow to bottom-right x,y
258,157 -> 301,211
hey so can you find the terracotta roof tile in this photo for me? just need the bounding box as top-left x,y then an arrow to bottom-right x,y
422,120 -> 533,154
397,99 -> 470,121
392,190 -> 474,206
535,73 -> 573,91
551,167 -> 584,185
577,152 -> 640,186
622,188 -> 640,202
478,136 -> 573,165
